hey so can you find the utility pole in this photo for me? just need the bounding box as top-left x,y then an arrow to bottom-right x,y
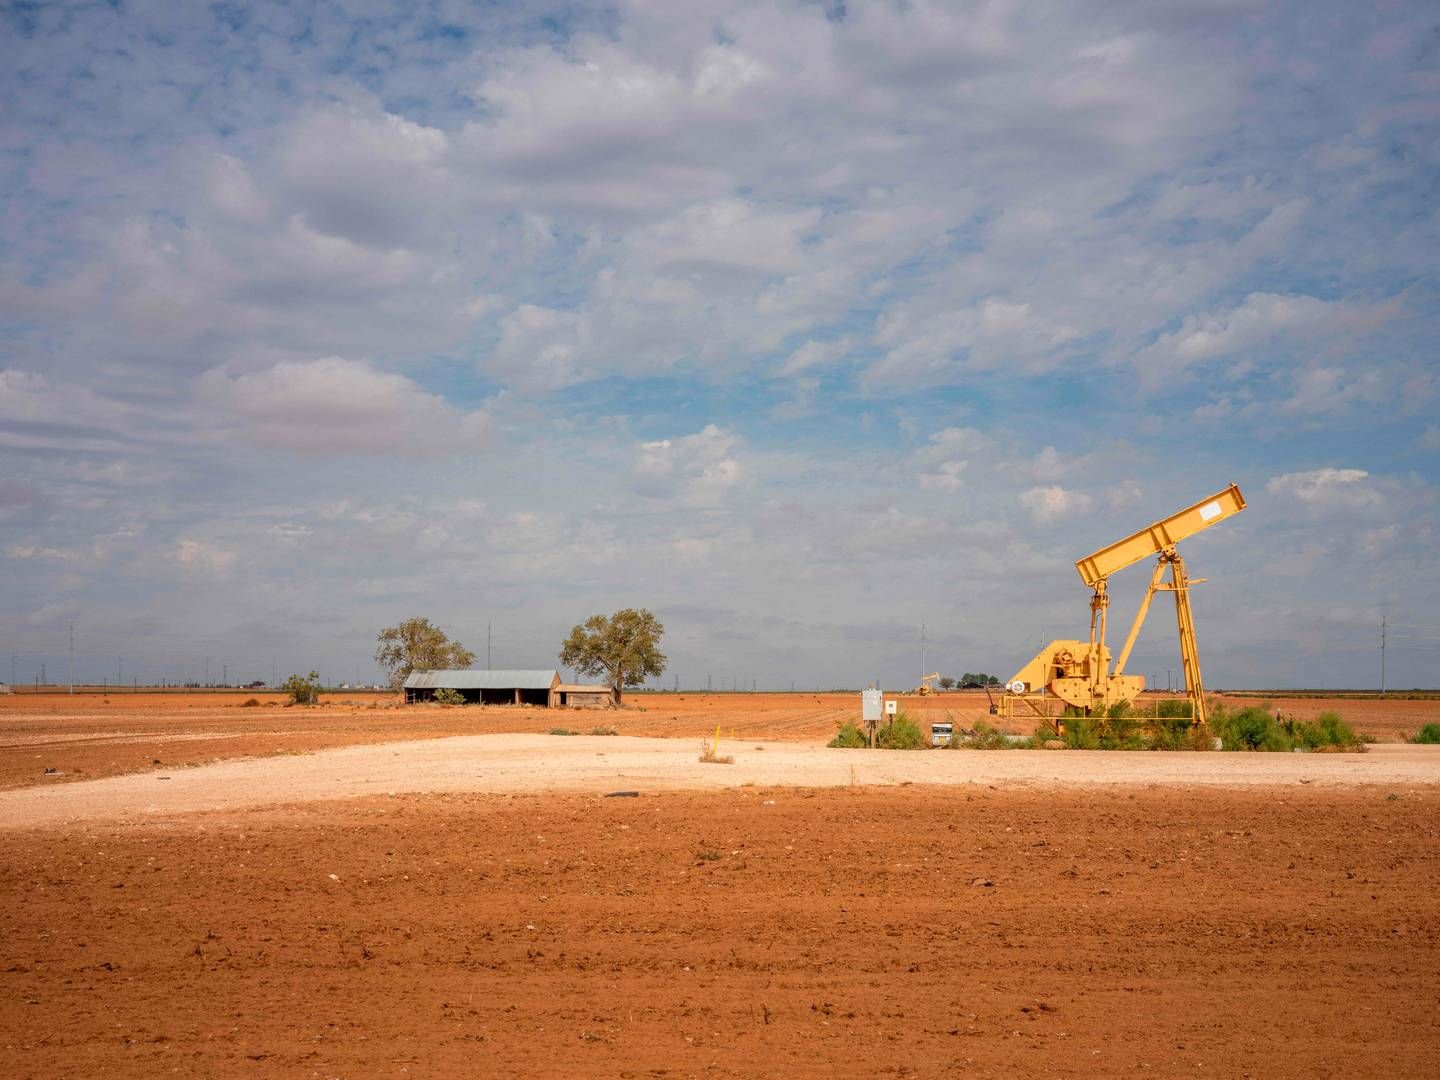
68,622 -> 74,694
205,656 -> 210,687
920,622 -> 926,685
1380,614 -> 1386,694
118,657 -> 122,684
223,663 -> 228,687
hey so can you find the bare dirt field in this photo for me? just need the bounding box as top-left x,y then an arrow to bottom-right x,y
1,689 -> 1438,1078
2,783 -> 1437,1078
2,690 -> 1435,791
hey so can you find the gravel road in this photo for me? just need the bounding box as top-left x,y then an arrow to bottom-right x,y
2,734 -> 1436,828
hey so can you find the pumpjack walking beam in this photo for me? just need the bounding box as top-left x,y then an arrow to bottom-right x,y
999,483 -> 1246,726
1075,483 -> 1246,727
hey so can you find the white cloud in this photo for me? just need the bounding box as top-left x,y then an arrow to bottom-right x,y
1107,480 -> 1144,510
198,357 -> 489,458
485,305 -> 590,391
913,427 -> 989,492
634,424 -> 745,506
175,539 -> 236,575
1133,292 -> 1398,378
626,199 -> 822,277
920,460 -> 968,492
780,337 -> 853,377
1020,485 -> 1093,523
1265,468 -> 1382,509
8,545 -> 84,561
277,104 -> 453,247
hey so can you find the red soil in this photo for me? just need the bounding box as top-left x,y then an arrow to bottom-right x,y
2,786 -> 1436,1078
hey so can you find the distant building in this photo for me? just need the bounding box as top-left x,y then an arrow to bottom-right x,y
555,683 -> 615,708
402,669 -> 615,707
404,668 -> 561,706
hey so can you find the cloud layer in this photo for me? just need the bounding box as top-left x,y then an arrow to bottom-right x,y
1,1 -> 1436,690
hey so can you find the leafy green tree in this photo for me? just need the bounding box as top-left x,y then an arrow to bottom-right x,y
282,670 -> 322,705
375,617 -> 477,691
559,608 -> 666,705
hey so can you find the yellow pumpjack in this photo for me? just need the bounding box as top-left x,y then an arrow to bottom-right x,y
1000,484 -> 1246,728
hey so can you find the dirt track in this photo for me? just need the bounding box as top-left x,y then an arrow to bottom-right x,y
1,735 -> 1437,829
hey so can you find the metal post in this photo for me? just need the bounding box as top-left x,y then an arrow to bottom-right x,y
1380,614 -> 1386,694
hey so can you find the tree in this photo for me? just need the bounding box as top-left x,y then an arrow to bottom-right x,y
559,608 -> 666,705
282,670 -> 322,705
938,676 -> 956,690
375,617 -> 477,691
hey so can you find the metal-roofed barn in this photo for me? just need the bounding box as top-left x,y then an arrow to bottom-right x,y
404,669 -> 561,706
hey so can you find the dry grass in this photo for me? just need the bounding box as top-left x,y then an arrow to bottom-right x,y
698,735 -> 734,765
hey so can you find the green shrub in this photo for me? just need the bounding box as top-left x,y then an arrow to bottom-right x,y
1146,717 -> 1191,751
548,727 -> 578,736
1155,697 -> 1194,720
1025,721 -> 1060,749
957,720 -> 1014,750
1284,711 -> 1359,754
1062,716 -> 1101,750
432,687 -> 465,706
1212,703 -> 1291,751
877,711 -> 925,750
828,722 -> 868,748
1414,723 -> 1440,744
281,671 -> 322,706
1100,703 -> 1144,749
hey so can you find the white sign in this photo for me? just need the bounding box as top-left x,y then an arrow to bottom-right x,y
1198,500 -> 1222,521
885,698 -> 898,716
861,688 -> 882,722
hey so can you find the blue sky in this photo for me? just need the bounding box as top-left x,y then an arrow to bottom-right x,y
1,0 -> 1437,690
